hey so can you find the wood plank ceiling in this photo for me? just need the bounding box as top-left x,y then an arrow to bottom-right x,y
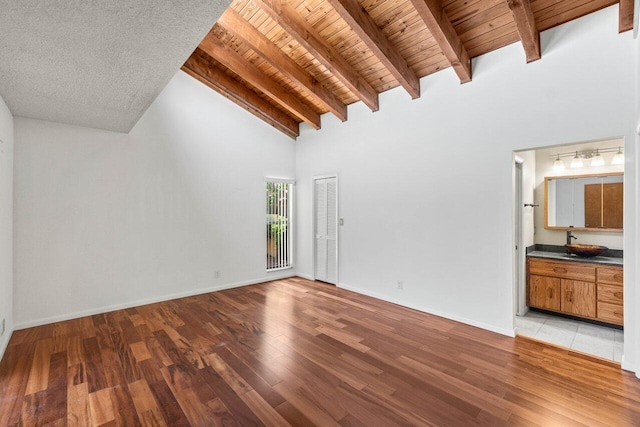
183,0 -> 633,139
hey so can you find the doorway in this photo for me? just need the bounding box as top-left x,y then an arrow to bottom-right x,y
314,175 -> 338,285
513,138 -> 625,363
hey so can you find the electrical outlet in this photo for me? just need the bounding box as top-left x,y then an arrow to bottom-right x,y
214,270 -> 221,279
397,280 -> 403,290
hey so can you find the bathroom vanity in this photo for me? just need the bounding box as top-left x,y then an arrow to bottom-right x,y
526,253 -> 623,325
527,170 -> 624,326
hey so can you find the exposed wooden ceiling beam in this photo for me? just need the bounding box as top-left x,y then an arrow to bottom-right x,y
217,9 -> 347,121
327,0 -> 420,99
182,53 -> 299,139
199,29 -> 321,129
408,0 -> 471,83
619,0 -> 634,32
507,0 -> 540,62
254,0 -> 380,112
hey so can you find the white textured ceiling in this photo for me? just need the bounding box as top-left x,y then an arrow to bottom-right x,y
0,0 -> 231,132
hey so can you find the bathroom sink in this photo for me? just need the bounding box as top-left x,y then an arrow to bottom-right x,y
565,244 -> 608,257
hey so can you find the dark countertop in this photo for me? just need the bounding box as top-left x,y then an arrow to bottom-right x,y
527,251 -> 623,266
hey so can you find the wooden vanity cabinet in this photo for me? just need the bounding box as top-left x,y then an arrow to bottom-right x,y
596,266 -> 623,325
527,258 -> 622,325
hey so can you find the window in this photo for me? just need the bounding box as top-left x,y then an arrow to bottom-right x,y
266,179 -> 293,270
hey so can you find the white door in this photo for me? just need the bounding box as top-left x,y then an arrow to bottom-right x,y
314,177 -> 338,284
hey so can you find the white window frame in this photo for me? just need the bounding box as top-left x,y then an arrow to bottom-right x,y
265,178 -> 294,271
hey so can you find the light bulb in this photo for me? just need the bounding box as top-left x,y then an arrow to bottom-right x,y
552,155 -> 565,171
591,150 -> 604,167
570,151 -> 583,168
611,147 -> 624,165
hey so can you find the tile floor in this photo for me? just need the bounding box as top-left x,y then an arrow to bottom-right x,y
515,310 -> 623,362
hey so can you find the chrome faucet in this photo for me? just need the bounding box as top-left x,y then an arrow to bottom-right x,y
566,230 -> 577,253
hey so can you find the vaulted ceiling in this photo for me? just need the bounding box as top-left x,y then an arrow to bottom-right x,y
183,0 -> 634,139
0,0 -> 231,132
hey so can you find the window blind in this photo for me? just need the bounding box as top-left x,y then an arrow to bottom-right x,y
266,180 -> 293,271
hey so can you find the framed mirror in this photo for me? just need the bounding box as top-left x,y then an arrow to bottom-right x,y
544,172 -> 623,231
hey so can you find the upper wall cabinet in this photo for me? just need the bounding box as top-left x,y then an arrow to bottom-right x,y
544,173 -> 623,231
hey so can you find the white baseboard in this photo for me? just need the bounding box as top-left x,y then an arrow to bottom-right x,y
14,272 -> 296,330
295,272 -> 314,280
621,355 -> 637,374
337,282 -> 516,338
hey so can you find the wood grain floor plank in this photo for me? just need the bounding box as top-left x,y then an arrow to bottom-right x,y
138,408 -> 168,427
1,277 -> 639,426
67,382 -> 90,427
109,384 -> 141,426
215,346 -> 286,407
0,342 -> 36,426
129,380 -> 158,414
88,388 -> 115,426
25,337 -> 54,395
82,336 -> 109,393
273,381 -> 342,427
158,368 -> 218,426
241,389 -> 291,427
147,379 -> 190,426
274,400 -> 317,426
130,341 -> 153,363
196,365 -> 266,426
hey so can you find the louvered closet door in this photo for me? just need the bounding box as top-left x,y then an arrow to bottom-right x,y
314,177 -> 337,284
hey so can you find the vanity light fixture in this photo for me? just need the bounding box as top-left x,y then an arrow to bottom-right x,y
590,149 -> 604,167
552,154 -> 565,171
611,147 -> 624,165
550,146 -> 624,169
570,151 -> 583,168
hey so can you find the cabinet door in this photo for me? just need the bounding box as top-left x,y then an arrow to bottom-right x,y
561,280 -> 596,318
529,275 -> 561,311
602,183 -> 623,229
584,184 -> 602,228
584,182 -> 623,229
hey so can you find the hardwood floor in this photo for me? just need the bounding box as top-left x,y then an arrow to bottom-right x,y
1,277 -> 640,426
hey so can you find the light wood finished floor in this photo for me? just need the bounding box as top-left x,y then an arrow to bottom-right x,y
1,277 -> 640,426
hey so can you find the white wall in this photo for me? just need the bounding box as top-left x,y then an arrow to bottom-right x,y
533,139 -> 625,248
0,96 -> 13,359
295,5 -> 637,350
13,71 -> 295,327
